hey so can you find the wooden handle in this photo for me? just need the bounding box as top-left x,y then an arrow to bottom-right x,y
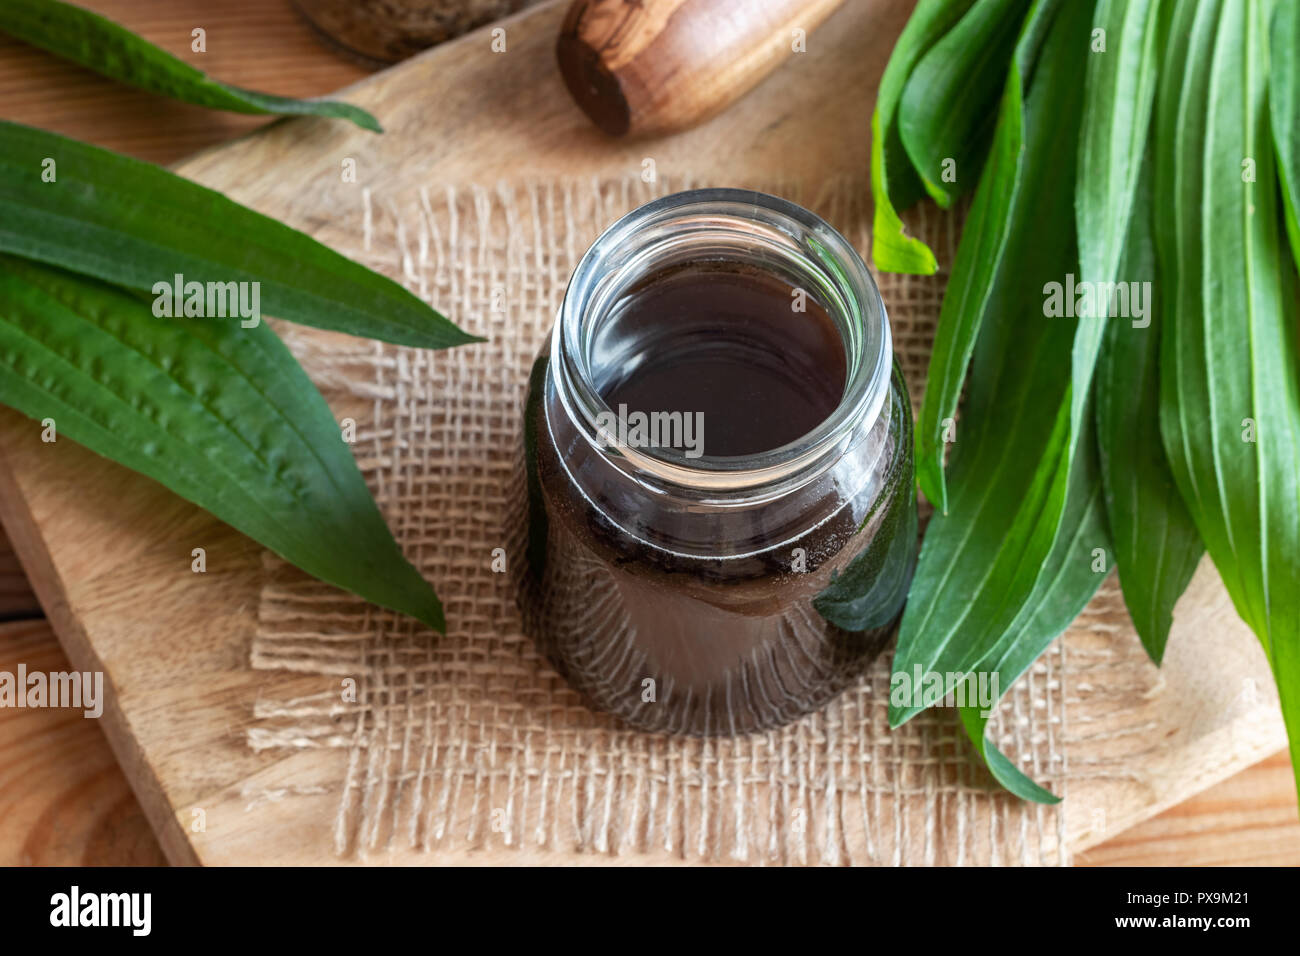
557,0 -> 847,137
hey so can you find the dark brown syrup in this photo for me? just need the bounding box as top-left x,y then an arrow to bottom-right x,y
519,261 -> 915,736
592,261 -> 847,457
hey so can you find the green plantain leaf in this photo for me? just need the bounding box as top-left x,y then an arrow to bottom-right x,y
1271,0 -> 1300,272
0,0 -> 381,131
0,255 -> 444,631
912,83 -> 1021,512
869,0 -> 976,275
0,121 -> 479,350
1094,156 -> 1202,664
897,0 -> 1030,209
958,417 -> 1110,803
1073,0 -> 1161,448
913,0 -> 1066,511
890,0 -> 1090,729
813,364 -> 917,630
1155,0 -> 1300,798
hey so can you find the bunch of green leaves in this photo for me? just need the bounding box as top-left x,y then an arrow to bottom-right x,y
0,1 -> 476,630
874,0 -> 1300,803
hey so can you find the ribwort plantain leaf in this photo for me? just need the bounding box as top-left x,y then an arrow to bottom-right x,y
913,0 -> 1066,511
1270,0 -> 1300,271
868,0 -> 975,275
897,0 -> 1029,209
0,255 -> 445,631
1155,0 -> 1300,798
1074,0 -> 1161,445
957,417 -> 1110,803
0,0 -> 381,131
1094,157 -> 1202,664
0,122 -> 479,350
1079,1 -> 1194,667
890,0 -> 1090,731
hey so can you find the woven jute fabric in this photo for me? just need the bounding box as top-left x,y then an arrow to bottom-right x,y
249,176 -> 1077,865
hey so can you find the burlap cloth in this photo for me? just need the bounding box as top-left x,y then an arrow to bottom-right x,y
248,175 -> 1118,865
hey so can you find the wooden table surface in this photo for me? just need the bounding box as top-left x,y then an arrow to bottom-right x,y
0,0 -> 1296,867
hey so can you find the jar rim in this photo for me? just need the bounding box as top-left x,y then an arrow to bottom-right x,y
552,187 -> 892,497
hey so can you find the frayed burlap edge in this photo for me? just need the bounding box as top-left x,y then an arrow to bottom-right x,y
248,175 -> 1084,865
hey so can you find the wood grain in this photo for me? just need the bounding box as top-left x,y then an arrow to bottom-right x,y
1,611 -> 1289,867
0,620 -> 164,865
0,0 -> 369,165
557,0 -> 846,135
0,0 -> 1294,866
1079,752 -> 1300,867
0,532 -> 40,621
0,0 -> 369,865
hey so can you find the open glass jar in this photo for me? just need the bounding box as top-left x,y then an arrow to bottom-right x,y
519,188 -> 916,736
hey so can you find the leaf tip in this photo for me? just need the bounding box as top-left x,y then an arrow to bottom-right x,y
915,453 -> 948,515
886,701 -> 918,729
327,102 -> 383,133
1130,616 -> 1171,667
872,237 -> 940,276
417,600 -> 447,634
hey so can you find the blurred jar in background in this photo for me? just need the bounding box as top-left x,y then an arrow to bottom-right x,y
294,0 -> 543,65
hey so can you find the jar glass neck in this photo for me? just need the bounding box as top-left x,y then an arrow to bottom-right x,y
552,188 -> 891,502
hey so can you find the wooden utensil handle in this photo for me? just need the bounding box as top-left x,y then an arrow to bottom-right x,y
557,0 -> 847,137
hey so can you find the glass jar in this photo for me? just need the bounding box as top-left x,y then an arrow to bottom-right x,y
519,188 -> 916,736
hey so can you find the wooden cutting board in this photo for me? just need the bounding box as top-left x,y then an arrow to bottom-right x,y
0,0 -> 1287,865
